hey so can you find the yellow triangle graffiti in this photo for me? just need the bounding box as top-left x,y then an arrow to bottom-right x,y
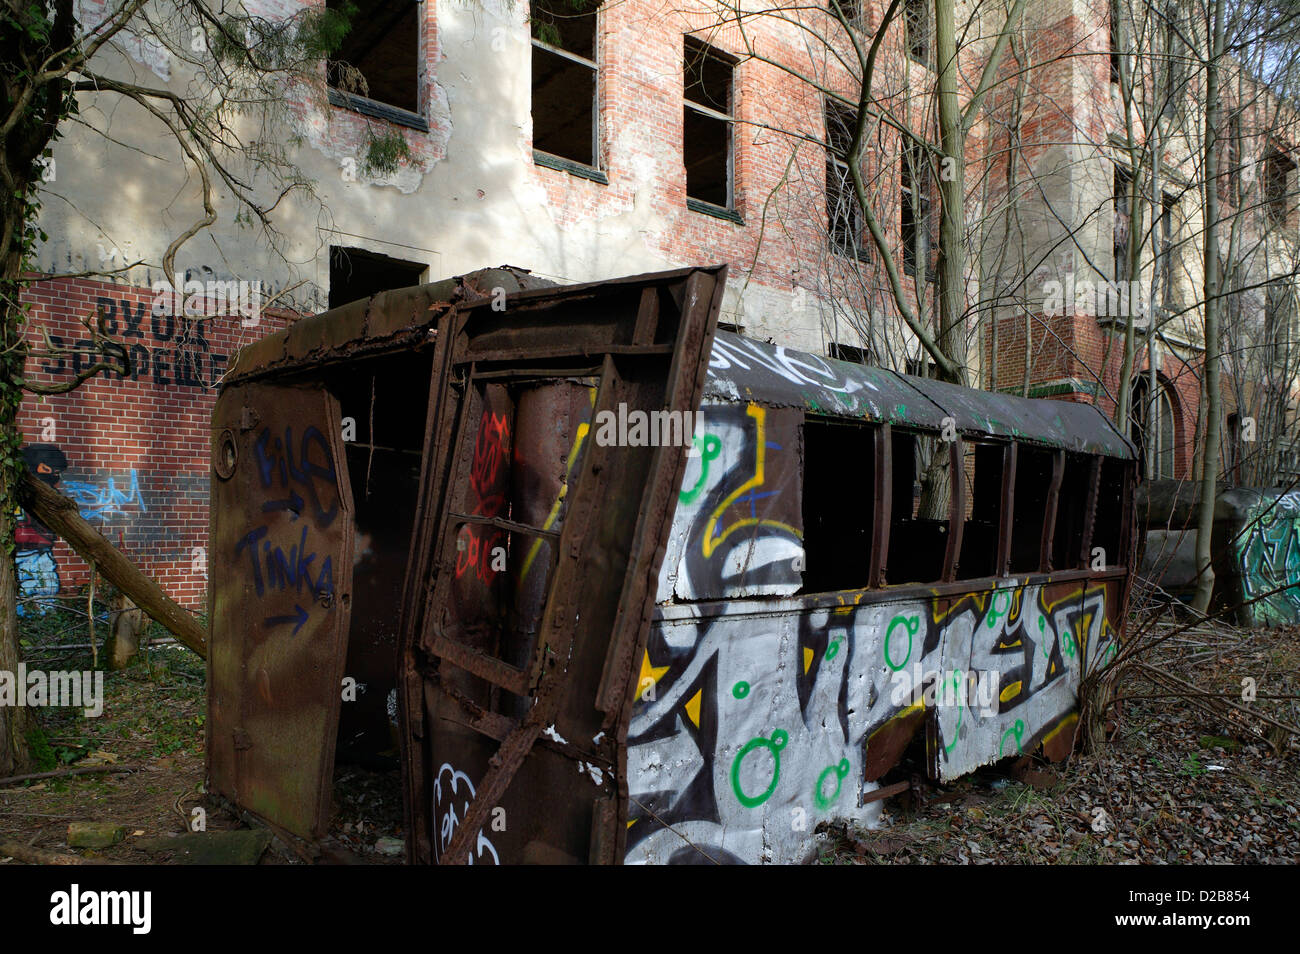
685,688 -> 703,728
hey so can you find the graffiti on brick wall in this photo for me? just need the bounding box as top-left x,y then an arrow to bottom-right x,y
61,470 -> 147,523
1236,493 -> 1300,625
16,443 -> 153,609
21,443 -> 147,525
15,445 -> 68,613
626,582 -> 1117,864
37,296 -> 229,389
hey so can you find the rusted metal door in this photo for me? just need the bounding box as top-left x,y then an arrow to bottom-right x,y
208,382 -> 354,844
399,267 -> 725,864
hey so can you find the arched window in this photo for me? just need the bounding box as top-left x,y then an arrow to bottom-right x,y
1130,376 -> 1177,479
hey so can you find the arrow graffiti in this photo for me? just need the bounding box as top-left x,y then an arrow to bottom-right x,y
264,604 -> 309,636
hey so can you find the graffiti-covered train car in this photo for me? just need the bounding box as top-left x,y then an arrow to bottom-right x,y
627,332 -> 1137,863
206,266 -> 1136,865
1138,480 -> 1300,628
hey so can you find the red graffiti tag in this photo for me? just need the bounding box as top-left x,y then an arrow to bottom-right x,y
456,410 -> 511,582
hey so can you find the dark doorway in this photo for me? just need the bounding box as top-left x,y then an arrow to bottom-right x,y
329,246 -> 426,309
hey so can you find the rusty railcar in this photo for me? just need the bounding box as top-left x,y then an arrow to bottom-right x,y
206,265 -> 1137,865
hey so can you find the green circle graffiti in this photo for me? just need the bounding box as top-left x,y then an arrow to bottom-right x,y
998,719 -> 1026,757
825,637 -> 842,661
942,672 -> 965,755
987,590 -> 1012,627
732,681 -> 750,700
731,729 -> 788,808
884,614 -> 919,671
678,434 -> 723,504
813,758 -> 851,810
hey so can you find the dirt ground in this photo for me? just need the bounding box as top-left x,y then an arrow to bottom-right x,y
0,612 -> 405,865
2,602 -> 1297,865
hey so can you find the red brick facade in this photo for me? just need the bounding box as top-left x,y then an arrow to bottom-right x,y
16,277 -> 289,610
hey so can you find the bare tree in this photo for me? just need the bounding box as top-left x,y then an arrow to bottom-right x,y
0,0 -> 400,774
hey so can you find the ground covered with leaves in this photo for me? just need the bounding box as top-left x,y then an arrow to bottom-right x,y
3,595 -> 1297,865
0,597 -> 405,865
821,614 -> 1300,865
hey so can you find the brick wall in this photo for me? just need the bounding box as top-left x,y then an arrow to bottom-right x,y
16,276 -> 289,612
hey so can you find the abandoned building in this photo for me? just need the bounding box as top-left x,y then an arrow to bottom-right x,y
15,0 -> 1300,622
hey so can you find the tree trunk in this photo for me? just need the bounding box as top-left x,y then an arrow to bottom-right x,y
934,0 -> 968,388
106,592 -> 146,670
1193,0 -> 1226,615
0,190 -> 32,774
18,472 -> 207,657
915,0 -> 967,522
0,459 -> 31,776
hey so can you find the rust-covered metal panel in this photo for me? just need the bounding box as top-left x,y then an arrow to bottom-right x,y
225,267 -> 556,385
208,383 -> 354,844
399,266 -> 726,864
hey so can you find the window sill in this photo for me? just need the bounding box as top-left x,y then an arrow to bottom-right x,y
831,243 -> 872,263
534,151 -> 608,184
328,89 -> 429,133
687,198 -> 743,225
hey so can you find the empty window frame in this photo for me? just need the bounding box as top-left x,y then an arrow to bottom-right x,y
1265,279 -> 1295,368
956,440 -> 1009,580
1157,193 -> 1176,305
1114,165 -> 1132,283
327,0 -> 420,114
829,342 -> 870,364
825,100 -> 868,258
1052,453 -> 1096,570
1009,445 -> 1058,574
802,418 -> 877,592
329,246 -> 427,309
1130,375 -> 1176,480
886,429 -> 949,585
827,0 -> 862,28
1266,147 -> 1295,228
1109,0 -> 1122,85
531,0 -> 600,167
684,38 -> 736,209
902,142 -> 934,278
905,0 -> 932,68
1159,2 -> 1184,111
1091,457 -> 1132,571
1222,112 -> 1242,206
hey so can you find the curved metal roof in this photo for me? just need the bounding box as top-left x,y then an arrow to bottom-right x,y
222,265 -> 1132,459
224,266 -> 553,383
703,331 -> 1134,458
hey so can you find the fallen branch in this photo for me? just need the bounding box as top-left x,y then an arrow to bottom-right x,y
18,471 -> 207,658
0,840 -> 124,865
0,764 -> 140,789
